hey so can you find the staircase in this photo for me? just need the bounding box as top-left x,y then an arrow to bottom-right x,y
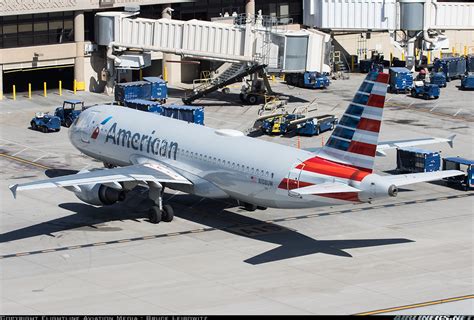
332,51 -> 350,80
182,63 -> 266,104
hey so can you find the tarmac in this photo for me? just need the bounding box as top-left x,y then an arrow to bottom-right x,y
0,73 -> 473,314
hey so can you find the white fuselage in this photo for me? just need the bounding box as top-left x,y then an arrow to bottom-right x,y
69,106 -> 367,208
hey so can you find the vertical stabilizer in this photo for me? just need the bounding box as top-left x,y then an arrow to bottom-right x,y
321,72 -> 390,173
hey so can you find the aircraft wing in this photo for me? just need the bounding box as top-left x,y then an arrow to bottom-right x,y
291,182 -> 361,195
383,170 -> 464,187
376,135 -> 456,156
9,163 -> 192,198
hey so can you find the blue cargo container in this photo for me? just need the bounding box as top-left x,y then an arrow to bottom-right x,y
461,73 -> 474,90
466,55 -> 474,73
443,157 -> 473,190
430,72 -> 447,87
396,147 -> 441,173
389,67 -> 413,93
433,57 -> 467,81
143,77 -> 168,102
161,105 -> 204,125
124,99 -> 162,113
115,81 -> 151,103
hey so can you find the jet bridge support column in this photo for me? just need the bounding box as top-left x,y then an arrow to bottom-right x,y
162,5 -> 182,85
74,11 -> 86,91
245,0 -> 255,16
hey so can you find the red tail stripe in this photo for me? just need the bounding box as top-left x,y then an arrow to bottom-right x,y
376,73 -> 390,84
356,118 -> 381,133
318,192 -> 361,202
367,94 -> 385,108
296,156 -> 371,181
278,178 -> 313,190
348,141 -> 377,157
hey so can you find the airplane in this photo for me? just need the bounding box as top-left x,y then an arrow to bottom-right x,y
9,71 -> 463,224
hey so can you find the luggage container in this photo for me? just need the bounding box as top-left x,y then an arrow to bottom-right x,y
143,77 -> 168,102
115,81 -> 152,103
429,72 -> 447,87
442,157 -> 473,191
466,55 -> 474,73
433,57 -> 467,81
161,105 -> 204,125
396,147 -> 441,173
460,73 -> 474,90
124,99 -> 162,113
389,67 -> 413,93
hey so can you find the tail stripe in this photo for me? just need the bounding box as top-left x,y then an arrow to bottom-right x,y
361,105 -> 383,120
367,94 -> 385,108
347,141 -> 377,157
356,118 -> 381,132
319,71 -> 389,173
352,130 -> 378,145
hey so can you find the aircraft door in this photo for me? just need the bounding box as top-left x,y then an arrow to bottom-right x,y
286,163 -> 305,197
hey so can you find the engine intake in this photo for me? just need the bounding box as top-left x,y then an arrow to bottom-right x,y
74,183 -> 126,206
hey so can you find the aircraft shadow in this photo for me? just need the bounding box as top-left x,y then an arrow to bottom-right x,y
0,190 -> 414,264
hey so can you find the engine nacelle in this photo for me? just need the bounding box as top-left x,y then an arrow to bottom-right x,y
74,183 -> 126,206
358,174 -> 398,202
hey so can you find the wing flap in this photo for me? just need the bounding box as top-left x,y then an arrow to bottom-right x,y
292,182 -> 361,195
384,170 -> 464,187
9,163 -> 191,198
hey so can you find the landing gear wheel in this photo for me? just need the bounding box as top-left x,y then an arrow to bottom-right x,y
247,94 -> 258,105
148,206 -> 162,224
161,204 -> 174,222
244,203 -> 258,211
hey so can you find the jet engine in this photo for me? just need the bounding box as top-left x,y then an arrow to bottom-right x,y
358,174 -> 398,202
74,183 -> 126,206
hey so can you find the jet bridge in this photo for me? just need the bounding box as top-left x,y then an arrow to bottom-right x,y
95,11 -> 331,100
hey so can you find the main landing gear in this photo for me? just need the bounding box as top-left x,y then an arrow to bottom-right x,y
147,182 -> 174,224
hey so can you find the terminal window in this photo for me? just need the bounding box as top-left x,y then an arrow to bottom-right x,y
0,12 -> 74,49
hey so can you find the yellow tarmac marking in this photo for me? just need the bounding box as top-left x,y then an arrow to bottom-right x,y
0,153 -> 51,170
357,294 -> 474,315
93,242 -> 106,246
117,239 -> 132,243
167,233 -> 181,237
191,229 -> 204,233
284,217 -> 297,221
67,246 -> 81,250
142,236 -> 156,240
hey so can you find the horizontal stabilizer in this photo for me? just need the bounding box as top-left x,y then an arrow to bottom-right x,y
377,134 -> 456,153
292,182 -> 361,195
384,170 -> 464,187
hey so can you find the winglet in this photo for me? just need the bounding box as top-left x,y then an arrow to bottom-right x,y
9,184 -> 18,199
447,134 -> 456,148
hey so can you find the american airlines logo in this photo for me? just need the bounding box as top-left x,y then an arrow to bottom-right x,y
91,116 -> 113,140
104,122 -> 178,160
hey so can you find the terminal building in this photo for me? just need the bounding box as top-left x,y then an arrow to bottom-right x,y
0,0 -> 473,97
